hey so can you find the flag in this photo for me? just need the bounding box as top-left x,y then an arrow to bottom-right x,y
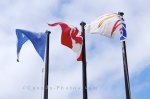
119,17 -> 127,41
48,22 -> 83,61
16,29 -> 46,62
85,13 -> 127,40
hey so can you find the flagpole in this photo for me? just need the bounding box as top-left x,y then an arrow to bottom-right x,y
80,22 -> 88,99
43,30 -> 51,99
118,12 -> 131,99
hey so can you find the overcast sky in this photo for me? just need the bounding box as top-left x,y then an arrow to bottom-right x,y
0,0 -> 150,99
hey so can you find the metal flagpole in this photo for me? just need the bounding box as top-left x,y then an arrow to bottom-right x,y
80,22 -> 88,99
43,30 -> 51,99
118,12 -> 131,99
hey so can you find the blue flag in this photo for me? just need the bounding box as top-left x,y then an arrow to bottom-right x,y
16,29 -> 46,61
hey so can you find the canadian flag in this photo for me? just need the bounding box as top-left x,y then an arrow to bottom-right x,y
48,22 -> 83,61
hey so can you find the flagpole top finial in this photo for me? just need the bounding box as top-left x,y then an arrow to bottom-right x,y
118,12 -> 124,16
45,30 -> 51,35
80,21 -> 86,26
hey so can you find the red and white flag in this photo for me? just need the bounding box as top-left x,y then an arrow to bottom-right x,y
48,22 -> 83,61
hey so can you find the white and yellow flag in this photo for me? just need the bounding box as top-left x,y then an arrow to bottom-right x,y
85,13 -> 125,38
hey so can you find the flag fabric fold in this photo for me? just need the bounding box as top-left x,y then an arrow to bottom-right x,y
119,17 -> 127,41
85,13 -> 127,41
16,29 -> 46,61
48,22 -> 83,61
